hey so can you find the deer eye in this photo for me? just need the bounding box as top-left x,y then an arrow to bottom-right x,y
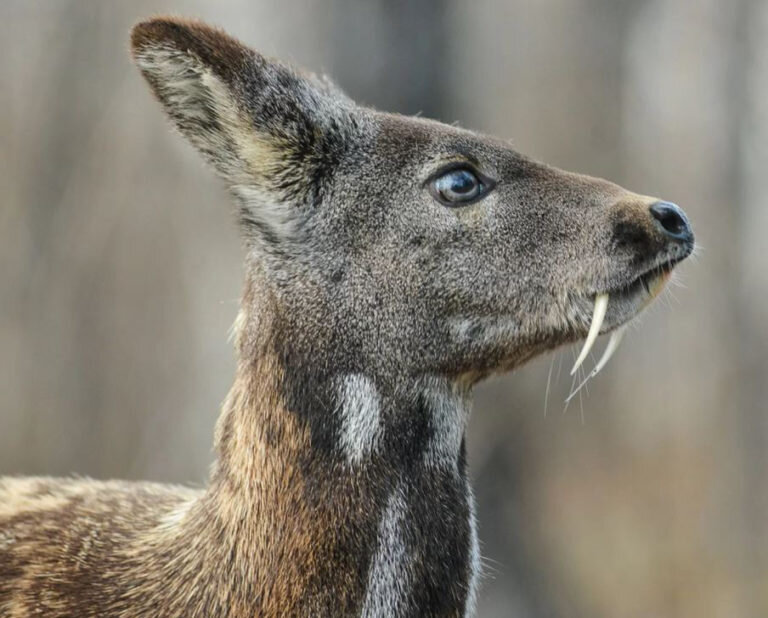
429,166 -> 494,206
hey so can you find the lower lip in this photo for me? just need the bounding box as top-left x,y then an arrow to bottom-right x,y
647,270 -> 671,298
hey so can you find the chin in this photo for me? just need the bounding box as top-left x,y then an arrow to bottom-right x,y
602,267 -> 673,330
567,256 -> 686,381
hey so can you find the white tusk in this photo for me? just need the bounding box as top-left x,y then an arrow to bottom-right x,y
591,324 -> 627,377
570,293 -> 609,376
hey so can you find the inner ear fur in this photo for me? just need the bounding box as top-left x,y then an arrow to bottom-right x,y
131,16 -> 355,244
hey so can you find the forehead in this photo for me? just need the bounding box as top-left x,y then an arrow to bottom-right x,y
366,112 -> 536,178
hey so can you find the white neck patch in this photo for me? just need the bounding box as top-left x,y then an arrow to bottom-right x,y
337,374 -> 381,464
361,483 -> 411,617
464,477 -> 481,617
336,374 -> 469,471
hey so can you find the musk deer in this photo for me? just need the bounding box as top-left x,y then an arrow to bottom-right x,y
0,17 -> 694,618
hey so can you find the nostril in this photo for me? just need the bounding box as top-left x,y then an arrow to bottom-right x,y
649,201 -> 691,240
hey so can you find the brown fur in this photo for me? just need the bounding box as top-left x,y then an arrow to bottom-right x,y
0,15 -> 694,617
1,305 -> 373,616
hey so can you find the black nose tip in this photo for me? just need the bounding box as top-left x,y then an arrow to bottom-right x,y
649,201 -> 693,243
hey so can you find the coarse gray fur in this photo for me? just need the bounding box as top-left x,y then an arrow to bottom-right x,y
0,16 -> 694,618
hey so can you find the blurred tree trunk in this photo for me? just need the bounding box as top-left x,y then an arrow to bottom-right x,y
735,0 -> 768,614
328,0 -> 449,117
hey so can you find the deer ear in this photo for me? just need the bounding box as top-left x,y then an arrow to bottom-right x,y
130,17 -> 354,244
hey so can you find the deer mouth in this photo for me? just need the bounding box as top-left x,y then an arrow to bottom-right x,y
569,256 -> 683,379
604,257 -> 679,310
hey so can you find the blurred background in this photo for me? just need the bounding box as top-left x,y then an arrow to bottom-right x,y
1,1 -> 765,616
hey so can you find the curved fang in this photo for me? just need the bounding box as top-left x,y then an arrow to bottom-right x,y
570,293 -> 609,376
591,324 -> 627,377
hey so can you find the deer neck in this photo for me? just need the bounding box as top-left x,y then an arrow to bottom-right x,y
195,294 -> 480,615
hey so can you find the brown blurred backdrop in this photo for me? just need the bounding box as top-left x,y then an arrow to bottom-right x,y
1,1 -> 765,616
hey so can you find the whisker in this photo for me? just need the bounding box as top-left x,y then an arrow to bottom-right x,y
565,368 -> 593,405
543,354 -> 555,417
665,286 -> 680,305
563,368 -> 580,414
555,349 -> 564,384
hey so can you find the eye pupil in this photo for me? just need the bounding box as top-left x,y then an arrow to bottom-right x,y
431,167 -> 489,205
448,170 -> 475,194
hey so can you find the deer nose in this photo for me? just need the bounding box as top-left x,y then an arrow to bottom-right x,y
649,201 -> 693,244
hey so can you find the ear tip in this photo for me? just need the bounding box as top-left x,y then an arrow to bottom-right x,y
130,18 -> 172,58
130,16 -> 208,56
130,16 -> 252,77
